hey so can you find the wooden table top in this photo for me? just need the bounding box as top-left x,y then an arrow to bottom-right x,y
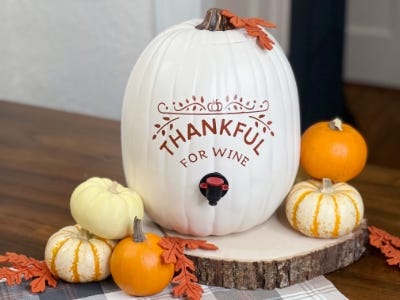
0,100 -> 399,299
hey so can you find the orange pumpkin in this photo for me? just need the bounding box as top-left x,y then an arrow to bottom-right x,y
300,118 -> 367,182
110,217 -> 174,296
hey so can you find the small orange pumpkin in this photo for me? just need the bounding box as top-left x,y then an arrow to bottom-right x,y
300,118 -> 367,182
110,217 -> 174,296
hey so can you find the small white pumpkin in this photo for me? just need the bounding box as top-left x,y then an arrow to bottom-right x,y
285,178 -> 364,238
44,225 -> 116,283
70,177 -> 144,239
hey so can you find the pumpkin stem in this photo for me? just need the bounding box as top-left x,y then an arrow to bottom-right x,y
133,216 -> 146,243
80,228 -> 92,240
196,8 -> 235,31
321,178 -> 334,193
108,181 -> 119,194
328,118 -> 343,131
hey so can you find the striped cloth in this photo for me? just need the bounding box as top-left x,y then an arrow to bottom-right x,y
0,275 -> 347,300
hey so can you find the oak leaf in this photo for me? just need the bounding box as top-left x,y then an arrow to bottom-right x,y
158,236 -> 218,300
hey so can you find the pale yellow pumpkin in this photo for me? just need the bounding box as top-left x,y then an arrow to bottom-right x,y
285,178 -> 364,238
70,177 -> 144,239
44,225 -> 116,282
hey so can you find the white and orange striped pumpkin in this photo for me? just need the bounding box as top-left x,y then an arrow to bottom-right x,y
285,178 -> 364,238
121,8 -> 300,236
44,225 -> 116,283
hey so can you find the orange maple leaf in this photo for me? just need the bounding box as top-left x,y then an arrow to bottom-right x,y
0,252 -> 58,293
0,268 -> 23,285
29,261 -> 58,293
221,9 -> 276,51
391,236 -> 400,248
368,226 -> 400,269
229,16 -> 246,28
244,18 -> 276,29
177,237 -> 219,251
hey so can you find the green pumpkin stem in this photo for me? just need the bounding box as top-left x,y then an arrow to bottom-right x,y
80,227 -> 91,240
321,178 -> 334,193
133,216 -> 146,243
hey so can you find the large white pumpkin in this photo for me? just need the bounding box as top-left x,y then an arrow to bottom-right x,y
121,9 -> 300,236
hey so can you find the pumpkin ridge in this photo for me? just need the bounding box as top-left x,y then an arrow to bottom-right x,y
85,189 -> 111,226
331,195 -> 340,237
88,241 -> 101,281
311,194 -> 323,237
288,182 -> 312,196
98,237 -> 116,251
342,191 -> 361,226
71,240 -> 82,282
121,191 -> 144,220
291,190 -> 313,230
51,227 -> 76,239
97,177 -> 112,190
308,180 -> 322,189
72,178 -> 100,200
50,238 -> 69,277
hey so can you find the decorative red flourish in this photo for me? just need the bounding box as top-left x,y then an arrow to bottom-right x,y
0,252 -> 58,293
158,236 -> 218,300
221,9 -> 276,50
368,226 -> 400,268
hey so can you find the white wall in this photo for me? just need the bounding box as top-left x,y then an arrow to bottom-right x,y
0,0 -> 291,120
344,0 -> 400,88
0,0 -> 154,120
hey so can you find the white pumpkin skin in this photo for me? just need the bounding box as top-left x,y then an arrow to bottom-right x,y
121,18 -> 300,236
44,225 -> 116,283
285,179 -> 364,238
70,177 -> 144,239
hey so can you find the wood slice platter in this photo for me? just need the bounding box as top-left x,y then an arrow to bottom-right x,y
142,205 -> 368,290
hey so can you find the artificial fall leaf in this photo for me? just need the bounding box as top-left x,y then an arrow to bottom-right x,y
0,252 -> 57,293
177,237 -> 219,251
158,237 -> 185,264
174,255 -> 196,275
390,235 -> 400,248
158,236 -> 218,300
229,16 -> 246,28
173,280 -> 203,300
0,267 -> 23,285
220,9 -> 235,19
245,18 -> 276,29
368,226 -> 400,268
29,261 -> 58,293
369,231 -> 384,248
221,9 -> 276,50
244,25 -> 275,50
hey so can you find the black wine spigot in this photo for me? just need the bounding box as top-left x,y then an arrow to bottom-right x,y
199,172 -> 229,206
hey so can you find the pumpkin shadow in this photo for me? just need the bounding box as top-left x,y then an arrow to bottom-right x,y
275,203 -> 293,231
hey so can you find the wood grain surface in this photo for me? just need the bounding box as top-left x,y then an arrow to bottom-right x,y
0,100 -> 399,299
345,83 -> 400,169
